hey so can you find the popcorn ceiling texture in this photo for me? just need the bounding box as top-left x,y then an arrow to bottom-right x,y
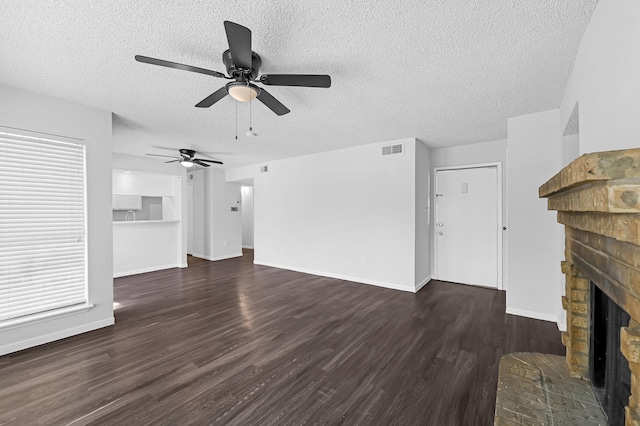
0,0 -> 595,167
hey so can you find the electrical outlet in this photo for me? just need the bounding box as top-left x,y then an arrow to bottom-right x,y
361,256 -> 367,263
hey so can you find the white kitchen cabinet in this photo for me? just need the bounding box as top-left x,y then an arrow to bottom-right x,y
112,194 -> 142,210
113,171 -> 176,196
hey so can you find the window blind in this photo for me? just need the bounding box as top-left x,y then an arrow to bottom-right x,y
0,127 -> 87,323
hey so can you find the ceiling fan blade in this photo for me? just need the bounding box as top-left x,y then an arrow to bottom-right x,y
195,87 -> 229,108
193,159 -> 211,167
259,74 -> 331,88
256,88 -> 290,116
194,158 -> 224,165
146,153 -> 180,159
164,159 -> 181,163
135,55 -> 227,79
224,21 -> 252,70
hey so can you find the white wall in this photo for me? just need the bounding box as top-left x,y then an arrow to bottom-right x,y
431,139 -> 507,169
415,140 -> 431,290
191,168 -> 242,261
562,134 -> 580,167
431,139 -> 508,290
507,109 -> 564,324
192,169 -> 205,257
0,84 -> 114,355
228,138 -> 419,292
187,178 -> 194,254
560,0 -> 640,153
241,186 -> 254,248
210,168 -> 242,260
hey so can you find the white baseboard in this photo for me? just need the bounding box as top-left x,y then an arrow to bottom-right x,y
415,275 -> 433,292
506,307 -> 558,323
242,245 -> 254,249
557,319 -> 567,332
254,261 -> 415,293
556,311 -> 567,332
0,316 -> 114,356
179,263 -> 188,268
113,263 -> 183,278
191,253 -> 243,262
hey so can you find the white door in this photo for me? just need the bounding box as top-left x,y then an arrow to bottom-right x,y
435,166 -> 499,288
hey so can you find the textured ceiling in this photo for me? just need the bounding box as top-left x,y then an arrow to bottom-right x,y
0,0 -> 595,168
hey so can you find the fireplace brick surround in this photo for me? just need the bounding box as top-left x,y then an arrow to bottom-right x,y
540,148 -> 640,425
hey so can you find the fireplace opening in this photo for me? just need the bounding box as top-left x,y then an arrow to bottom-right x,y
590,282 -> 632,425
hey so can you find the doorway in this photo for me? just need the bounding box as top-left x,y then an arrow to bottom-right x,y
241,186 -> 254,249
434,164 -> 502,288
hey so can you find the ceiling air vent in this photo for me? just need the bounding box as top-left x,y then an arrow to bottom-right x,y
260,165 -> 269,173
382,144 -> 403,156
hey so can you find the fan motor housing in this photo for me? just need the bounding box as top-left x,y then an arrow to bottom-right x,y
222,49 -> 261,80
179,148 -> 196,159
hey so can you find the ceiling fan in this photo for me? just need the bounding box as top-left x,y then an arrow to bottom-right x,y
135,21 -> 331,116
146,149 -> 223,168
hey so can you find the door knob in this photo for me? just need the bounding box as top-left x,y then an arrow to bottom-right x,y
438,231 -> 444,236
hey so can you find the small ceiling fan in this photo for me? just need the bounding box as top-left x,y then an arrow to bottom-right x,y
135,21 -> 331,116
146,149 -> 223,168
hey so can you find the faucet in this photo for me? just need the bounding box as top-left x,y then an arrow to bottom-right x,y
125,210 -> 136,221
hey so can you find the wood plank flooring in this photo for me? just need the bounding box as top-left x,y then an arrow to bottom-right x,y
0,250 -> 564,425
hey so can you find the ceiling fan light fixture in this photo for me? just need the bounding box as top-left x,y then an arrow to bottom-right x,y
180,160 -> 194,168
227,82 -> 259,102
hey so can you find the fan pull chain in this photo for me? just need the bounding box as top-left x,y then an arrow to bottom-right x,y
235,100 -> 238,140
249,94 -> 252,132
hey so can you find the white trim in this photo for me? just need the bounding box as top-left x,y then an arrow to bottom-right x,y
506,307 -> 558,323
254,261 -> 415,293
557,318 -> 567,332
190,253 -> 243,262
0,316 -> 114,356
0,303 -> 94,331
242,245 -> 254,249
433,162 -> 504,290
433,162 -> 501,172
179,263 -> 188,268
415,276 -> 432,292
113,263 -> 183,278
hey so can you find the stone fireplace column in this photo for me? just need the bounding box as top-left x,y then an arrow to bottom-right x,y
622,324 -> 640,421
561,260 -> 590,378
540,148 -> 640,425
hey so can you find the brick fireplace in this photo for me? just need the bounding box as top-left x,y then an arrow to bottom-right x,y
539,148 -> 640,425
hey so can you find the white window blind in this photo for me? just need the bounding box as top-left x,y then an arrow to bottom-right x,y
0,127 -> 87,323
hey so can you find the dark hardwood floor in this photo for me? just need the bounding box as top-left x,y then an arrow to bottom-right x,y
0,250 -> 564,425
